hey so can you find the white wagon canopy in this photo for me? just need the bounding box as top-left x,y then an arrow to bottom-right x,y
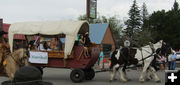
8,20 -> 89,59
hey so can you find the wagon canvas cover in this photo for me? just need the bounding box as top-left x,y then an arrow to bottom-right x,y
8,20 -> 89,59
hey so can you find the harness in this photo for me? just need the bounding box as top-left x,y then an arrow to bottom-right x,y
1,50 -> 26,68
110,43 -> 157,71
132,43 -> 156,66
9,54 -> 26,67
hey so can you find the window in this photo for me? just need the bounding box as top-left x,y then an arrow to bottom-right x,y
103,44 -> 112,57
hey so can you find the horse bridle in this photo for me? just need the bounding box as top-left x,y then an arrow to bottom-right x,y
9,51 -> 27,67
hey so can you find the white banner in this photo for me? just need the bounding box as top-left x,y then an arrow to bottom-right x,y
29,51 -> 48,64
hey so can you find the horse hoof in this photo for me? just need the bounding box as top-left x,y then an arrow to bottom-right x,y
114,78 -> 117,81
156,80 -> 161,83
120,79 -> 127,83
146,78 -> 151,81
127,79 -> 131,81
140,81 -> 145,83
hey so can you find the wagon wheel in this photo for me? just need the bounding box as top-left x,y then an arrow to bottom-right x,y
70,69 -> 85,83
36,66 -> 43,75
84,68 -> 95,80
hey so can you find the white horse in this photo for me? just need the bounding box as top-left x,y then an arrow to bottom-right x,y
110,40 -> 163,83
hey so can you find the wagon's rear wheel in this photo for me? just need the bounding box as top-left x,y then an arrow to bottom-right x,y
84,68 -> 95,80
70,69 -> 85,83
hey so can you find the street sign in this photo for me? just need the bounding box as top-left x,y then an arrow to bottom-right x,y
88,0 -> 97,19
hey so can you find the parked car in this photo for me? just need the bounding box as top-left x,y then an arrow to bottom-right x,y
176,52 -> 180,60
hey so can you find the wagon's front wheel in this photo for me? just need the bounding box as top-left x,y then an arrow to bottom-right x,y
84,68 -> 95,80
36,66 -> 43,75
70,69 -> 85,83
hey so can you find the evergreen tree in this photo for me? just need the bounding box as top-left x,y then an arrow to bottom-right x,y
124,0 -> 141,44
141,2 -> 149,29
148,1 -> 180,49
173,0 -> 179,11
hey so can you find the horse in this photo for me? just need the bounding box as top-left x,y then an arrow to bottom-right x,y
109,46 -> 138,82
3,48 -> 29,80
110,40 -> 167,83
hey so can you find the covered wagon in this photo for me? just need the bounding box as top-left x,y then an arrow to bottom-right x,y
8,20 -> 100,83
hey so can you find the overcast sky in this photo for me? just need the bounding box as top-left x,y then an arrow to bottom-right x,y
0,0 -> 179,23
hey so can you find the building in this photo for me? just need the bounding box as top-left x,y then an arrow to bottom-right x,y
0,19 -> 26,49
90,23 -> 115,56
0,19 -> 26,40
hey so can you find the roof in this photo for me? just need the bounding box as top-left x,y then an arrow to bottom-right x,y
8,20 -> 89,59
90,23 -> 109,44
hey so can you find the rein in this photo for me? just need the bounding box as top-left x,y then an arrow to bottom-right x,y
9,54 -> 25,67
131,45 -> 156,66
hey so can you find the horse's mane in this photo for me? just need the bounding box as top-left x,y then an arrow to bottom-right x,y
140,40 -> 162,49
152,40 -> 162,49
10,48 -> 26,58
13,48 -> 25,53
142,45 -> 150,48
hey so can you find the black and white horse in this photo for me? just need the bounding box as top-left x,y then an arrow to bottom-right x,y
110,40 -> 169,83
110,46 -> 138,82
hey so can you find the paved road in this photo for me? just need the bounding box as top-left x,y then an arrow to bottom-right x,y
0,68 -> 165,85
1,61 -> 180,85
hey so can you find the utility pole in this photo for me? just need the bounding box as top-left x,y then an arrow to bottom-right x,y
0,18 -> 3,31
86,0 -> 90,21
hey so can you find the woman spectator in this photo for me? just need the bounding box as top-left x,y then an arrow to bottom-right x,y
99,48 -> 104,70
168,50 -> 176,70
156,54 -> 166,70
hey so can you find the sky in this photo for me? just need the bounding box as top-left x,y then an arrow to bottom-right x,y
0,0 -> 179,23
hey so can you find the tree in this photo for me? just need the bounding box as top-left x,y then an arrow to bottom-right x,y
133,2 -> 154,46
173,0 -> 179,11
78,15 -> 86,21
123,0 -> 142,46
124,0 -> 141,41
108,16 -> 123,47
141,2 -> 149,30
147,1 -> 180,49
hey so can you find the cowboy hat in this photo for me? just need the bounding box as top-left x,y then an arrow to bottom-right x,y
1,66 -> 53,85
0,30 -> 8,36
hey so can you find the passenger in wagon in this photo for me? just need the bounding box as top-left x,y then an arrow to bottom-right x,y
39,37 -> 45,51
27,41 -> 34,51
43,41 -> 51,51
84,32 -> 92,47
50,37 -> 58,51
79,34 -> 89,58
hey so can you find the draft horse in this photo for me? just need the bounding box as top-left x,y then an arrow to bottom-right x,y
110,40 -> 169,83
